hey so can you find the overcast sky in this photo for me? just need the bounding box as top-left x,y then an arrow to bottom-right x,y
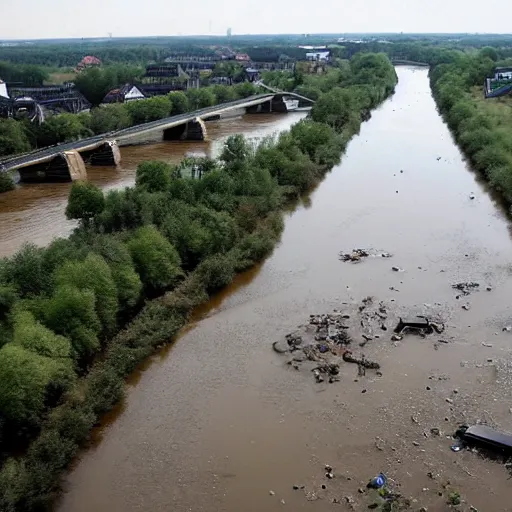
1,0 -> 511,40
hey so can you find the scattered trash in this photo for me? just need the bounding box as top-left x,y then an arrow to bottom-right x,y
391,266 -> 403,272
482,342 -> 493,347
326,472 -> 334,479
469,193 -> 475,200
452,282 -> 479,296
462,303 -> 470,311
437,156 -> 441,161
451,444 -> 462,452
367,472 -> 387,489
502,326 -> 512,332
339,248 -> 393,263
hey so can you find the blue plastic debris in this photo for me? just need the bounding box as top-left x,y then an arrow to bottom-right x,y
451,444 -> 462,452
367,472 -> 387,489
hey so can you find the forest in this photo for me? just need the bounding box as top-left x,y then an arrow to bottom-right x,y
0,52 -> 397,511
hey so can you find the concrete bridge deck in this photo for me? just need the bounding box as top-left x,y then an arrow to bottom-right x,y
0,92 -> 312,182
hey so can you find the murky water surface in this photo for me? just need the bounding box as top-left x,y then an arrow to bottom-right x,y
21,68 -> 512,511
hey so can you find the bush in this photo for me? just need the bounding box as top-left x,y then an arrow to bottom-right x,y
168,91 -> 189,114
135,160 -> 171,192
0,172 -> 15,193
55,253 -> 119,335
65,181 -> 105,222
0,344 -> 73,427
126,225 -> 182,291
44,285 -> 101,360
196,254 -> 236,293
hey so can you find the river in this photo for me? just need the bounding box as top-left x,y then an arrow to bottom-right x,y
0,112 -> 307,258
53,66 -> 512,511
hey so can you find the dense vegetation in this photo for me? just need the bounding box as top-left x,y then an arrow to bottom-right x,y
0,53 -> 397,511
430,48 -> 512,204
0,82 -> 260,161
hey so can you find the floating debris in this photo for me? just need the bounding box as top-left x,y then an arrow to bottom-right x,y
452,282 -> 479,296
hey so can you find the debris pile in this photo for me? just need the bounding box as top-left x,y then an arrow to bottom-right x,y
452,282 -> 479,297
339,248 -> 392,263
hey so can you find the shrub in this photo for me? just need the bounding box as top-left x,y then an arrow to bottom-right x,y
126,225 -> 183,291
65,181 -> 105,222
196,254 -> 236,293
44,285 -> 101,360
0,172 -> 15,193
135,160 -> 171,193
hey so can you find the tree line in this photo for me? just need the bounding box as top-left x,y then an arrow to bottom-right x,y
430,47 -> 512,204
0,53 -> 397,510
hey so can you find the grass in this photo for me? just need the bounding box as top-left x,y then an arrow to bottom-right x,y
44,71 -> 76,85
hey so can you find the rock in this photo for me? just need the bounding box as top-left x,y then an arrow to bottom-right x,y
503,326 -> 512,332
420,508 -> 428,512
358,488 -> 365,494
469,193 -> 475,200
413,441 -> 420,446
486,286 -> 492,291
391,266 -> 403,272
362,389 -> 367,394
462,303 -> 470,311
344,496 -> 355,504
446,398 -> 454,404
281,499 -> 286,505
269,491 -> 275,496
325,464 -> 333,472
326,472 -> 334,479
293,485 -> 300,490
391,334 -> 402,341
426,386 -> 431,390
368,504 -> 379,510
430,427 -> 440,436
453,389 -> 458,394
321,484 -> 326,489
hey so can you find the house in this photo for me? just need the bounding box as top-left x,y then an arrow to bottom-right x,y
75,55 -> 102,73
305,51 -> 331,62
494,67 -> 512,80
0,79 -> 9,99
235,53 -> 251,62
245,68 -> 260,82
102,84 -> 145,104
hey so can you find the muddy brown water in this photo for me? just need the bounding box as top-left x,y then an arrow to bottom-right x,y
50,67 -> 512,511
0,112 -> 307,258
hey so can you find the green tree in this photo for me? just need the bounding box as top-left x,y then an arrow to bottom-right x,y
135,160 -> 171,192
44,285 -> 101,359
126,225 -> 182,291
0,172 -> 15,193
36,113 -> 91,147
66,181 -> 105,222
479,46 -> 499,62
311,87 -> 360,132
0,344 -> 73,427
87,104 -> 132,134
220,134 -> 252,174
55,253 -> 119,335
186,88 -> 216,110
126,96 -> 172,124
0,118 -> 31,157
168,91 -> 189,114
12,309 -> 72,360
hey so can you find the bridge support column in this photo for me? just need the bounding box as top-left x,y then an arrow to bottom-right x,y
86,140 -> 121,166
163,118 -> 207,141
246,100 -> 273,113
18,151 -> 87,183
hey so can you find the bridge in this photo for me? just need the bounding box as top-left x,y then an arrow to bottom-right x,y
391,59 -> 430,67
0,92 -> 313,183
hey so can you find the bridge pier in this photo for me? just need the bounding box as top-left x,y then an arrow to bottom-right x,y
81,140 -> 121,166
163,118 -> 207,141
246,100 -> 273,113
18,151 -> 87,183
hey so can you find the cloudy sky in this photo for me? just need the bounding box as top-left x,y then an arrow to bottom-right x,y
1,0 -> 511,39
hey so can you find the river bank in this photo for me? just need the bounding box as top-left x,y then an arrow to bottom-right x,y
0,112 -> 307,258
57,66 -> 512,512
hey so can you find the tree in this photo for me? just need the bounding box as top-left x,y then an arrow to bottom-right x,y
0,119 -> 31,157
55,253 -> 119,335
168,91 -> 189,114
126,96 -> 172,124
126,225 -> 182,291
220,134 -> 252,173
89,235 -> 142,310
35,114 -> 91,147
0,172 -> 15,193
87,104 -> 132,134
479,46 -> 499,62
135,160 -> 171,192
0,344 -> 73,427
186,88 -> 216,110
12,310 -> 72,360
1,243 -> 51,297
66,181 -> 105,222
44,285 -> 101,359
311,87 -> 360,132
